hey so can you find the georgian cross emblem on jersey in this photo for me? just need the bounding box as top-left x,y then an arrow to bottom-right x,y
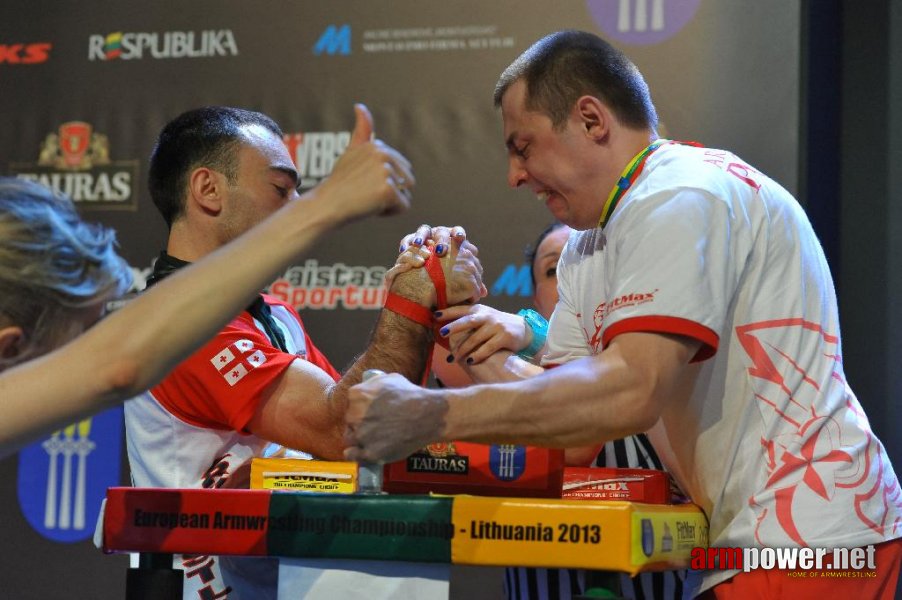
209,339 -> 268,386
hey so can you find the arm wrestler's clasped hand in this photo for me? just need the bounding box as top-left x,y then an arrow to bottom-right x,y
386,224 -> 487,303
345,227 -> 485,462
388,225 -> 485,309
344,372 -> 448,463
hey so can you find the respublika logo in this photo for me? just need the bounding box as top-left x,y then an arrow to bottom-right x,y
489,445 -> 526,482
0,42 -> 52,64
283,131 -> 351,190
491,264 -> 532,297
314,24 -> 351,55
586,0 -> 701,45
9,121 -> 140,209
17,408 -> 124,542
88,29 -> 238,60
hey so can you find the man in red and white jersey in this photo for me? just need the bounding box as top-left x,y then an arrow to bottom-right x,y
124,105 -> 484,599
344,31 -> 902,599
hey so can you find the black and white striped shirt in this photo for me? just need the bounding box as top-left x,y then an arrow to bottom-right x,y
503,434 -> 686,600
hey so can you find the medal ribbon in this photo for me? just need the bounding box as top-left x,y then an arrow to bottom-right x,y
597,139 -> 701,229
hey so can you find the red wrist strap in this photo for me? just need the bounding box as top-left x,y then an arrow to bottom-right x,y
424,253 -> 452,351
383,292 -> 433,327
382,251 -> 453,385
382,291 -> 438,386
425,252 -> 447,310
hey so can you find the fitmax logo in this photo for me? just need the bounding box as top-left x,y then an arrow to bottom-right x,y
491,264 -> 532,297
314,25 -> 351,55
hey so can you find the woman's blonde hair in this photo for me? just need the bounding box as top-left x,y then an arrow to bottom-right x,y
0,177 -> 131,367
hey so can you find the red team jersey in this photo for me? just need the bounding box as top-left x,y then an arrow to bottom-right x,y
125,294 -> 339,599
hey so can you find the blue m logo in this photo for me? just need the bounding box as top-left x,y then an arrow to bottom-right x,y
314,25 -> 351,55
491,264 -> 533,297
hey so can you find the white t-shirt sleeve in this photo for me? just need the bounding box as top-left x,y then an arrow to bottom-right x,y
600,188 -> 747,361
542,254 -> 590,366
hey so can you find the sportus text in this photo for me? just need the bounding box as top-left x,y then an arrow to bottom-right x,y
269,260 -> 387,310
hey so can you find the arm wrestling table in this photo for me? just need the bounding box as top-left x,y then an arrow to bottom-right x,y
101,487 -> 708,599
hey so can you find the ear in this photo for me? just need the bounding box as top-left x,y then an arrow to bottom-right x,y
574,95 -> 610,141
0,326 -> 24,361
187,167 -> 226,217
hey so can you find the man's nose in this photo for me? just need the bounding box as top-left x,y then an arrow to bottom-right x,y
507,159 -> 527,188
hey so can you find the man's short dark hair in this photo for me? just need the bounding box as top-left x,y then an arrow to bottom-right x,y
494,30 -> 657,131
148,107 -> 283,228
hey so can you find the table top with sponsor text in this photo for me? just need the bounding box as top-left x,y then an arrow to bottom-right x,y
102,487 -> 708,575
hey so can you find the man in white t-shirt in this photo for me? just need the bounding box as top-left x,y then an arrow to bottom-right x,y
345,30 -> 902,598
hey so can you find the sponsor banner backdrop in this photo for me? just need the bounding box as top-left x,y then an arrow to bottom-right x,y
0,1 -> 800,597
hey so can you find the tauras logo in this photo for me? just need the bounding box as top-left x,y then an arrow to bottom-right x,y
407,453 -> 469,474
406,441 -> 468,473
9,121 -> 139,210
88,30 -> 238,61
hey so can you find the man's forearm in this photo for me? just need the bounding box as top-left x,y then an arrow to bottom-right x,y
441,351 -> 661,449
462,351 -> 544,383
0,195 -> 343,458
332,310 -> 432,413
462,352 -> 601,466
330,265 -> 436,414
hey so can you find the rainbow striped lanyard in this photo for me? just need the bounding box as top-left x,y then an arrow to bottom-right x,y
597,139 -> 668,230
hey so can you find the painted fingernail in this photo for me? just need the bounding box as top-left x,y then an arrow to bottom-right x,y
440,327 -> 449,336
435,244 -> 445,255
434,311 -> 443,317
446,354 -> 455,363
414,237 -> 423,246
399,245 -> 405,253
466,357 -> 474,365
